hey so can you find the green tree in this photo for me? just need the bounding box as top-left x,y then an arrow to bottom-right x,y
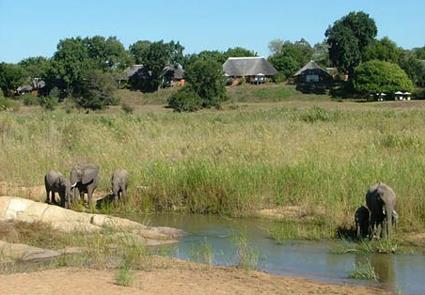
268,39 -> 285,55
0,63 -> 26,96
129,40 -> 152,64
83,36 -> 131,71
412,46 -> 425,59
224,47 -> 257,59
76,70 -> 118,110
312,41 -> 331,67
363,37 -> 403,63
184,50 -> 226,67
185,59 -> 226,108
326,11 -> 377,76
19,56 -> 51,80
268,39 -> 313,78
399,55 -> 425,87
353,60 -> 414,94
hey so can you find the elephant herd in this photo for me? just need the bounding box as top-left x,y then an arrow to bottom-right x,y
45,165 -> 397,240
355,182 -> 398,240
44,163 -> 128,209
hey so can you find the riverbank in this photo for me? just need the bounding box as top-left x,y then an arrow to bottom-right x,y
0,256 -> 389,295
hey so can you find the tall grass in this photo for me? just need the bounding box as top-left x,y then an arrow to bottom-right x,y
1,105 -> 425,233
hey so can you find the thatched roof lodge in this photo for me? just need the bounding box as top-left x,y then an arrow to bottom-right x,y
223,57 -> 277,84
293,60 -> 332,83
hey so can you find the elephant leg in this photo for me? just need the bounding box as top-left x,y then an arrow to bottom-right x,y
45,189 -> 51,204
51,192 -> 57,205
59,192 -> 65,207
87,186 -> 95,207
356,223 -> 361,239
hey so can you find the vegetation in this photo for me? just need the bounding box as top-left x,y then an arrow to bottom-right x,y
167,85 -> 202,112
348,260 -> 379,280
1,100 -> 425,236
353,60 -> 414,94
326,11 -> 377,77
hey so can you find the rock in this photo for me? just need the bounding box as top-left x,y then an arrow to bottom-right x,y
0,197 -> 184,245
0,240 -> 61,262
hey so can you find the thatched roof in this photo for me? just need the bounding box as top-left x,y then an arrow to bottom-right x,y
294,60 -> 331,77
223,57 -> 277,77
161,64 -> 184,80
124,64 -> 144,79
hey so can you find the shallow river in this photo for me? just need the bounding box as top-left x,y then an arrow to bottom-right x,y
144,214 -> 425,295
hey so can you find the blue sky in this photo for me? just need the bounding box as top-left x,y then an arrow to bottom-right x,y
0,0 -> 424,63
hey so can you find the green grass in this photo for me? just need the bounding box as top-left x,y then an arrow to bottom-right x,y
2,97 -> 425,237
232,232 -> 259,271
115,264 -> 135,287
348,260 -> 379,280
267,219 -> 336,242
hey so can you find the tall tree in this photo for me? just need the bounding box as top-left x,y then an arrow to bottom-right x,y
0,63 -> 26,96
83,36 -> 131,71
326,11 -> 377,76
268,39 -> 285,55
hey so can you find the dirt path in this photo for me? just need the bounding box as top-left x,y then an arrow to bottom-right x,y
0,264 -> 390,295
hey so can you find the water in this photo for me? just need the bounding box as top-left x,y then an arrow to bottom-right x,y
144,214 -> 425,295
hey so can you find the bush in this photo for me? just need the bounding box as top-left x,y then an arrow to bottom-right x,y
353,60 -> 414,94
22,94 -> 39,106
0,96 -> 20,112
39,96 -> 58,111
185,59 -> 227,108
167,85 -> 202,112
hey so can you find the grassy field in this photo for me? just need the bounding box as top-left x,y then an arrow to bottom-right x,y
1,84 -> 425,239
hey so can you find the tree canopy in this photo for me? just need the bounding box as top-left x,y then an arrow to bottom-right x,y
0,63 -> 26,96
352,60 -> 413,94
268,39 -> 313,78
326,11 -> 377,76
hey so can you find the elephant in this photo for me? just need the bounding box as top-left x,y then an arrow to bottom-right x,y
355,205 -> 370,239
44,170 -> 72,208
111,169 -> 129,203
365,182 -> 397,240
70,163 -> 99,206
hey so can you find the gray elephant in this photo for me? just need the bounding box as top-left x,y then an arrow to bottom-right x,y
111,169 -> 129,203
44,170 -> 72,208
355,205 -> 369,239
70,163 -> 99,206
365,182 -> 397,240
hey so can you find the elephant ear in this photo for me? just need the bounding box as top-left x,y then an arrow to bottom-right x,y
82,167 -> 99,184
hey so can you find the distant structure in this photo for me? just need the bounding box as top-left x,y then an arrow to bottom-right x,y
293,60 -> 333,93
223,57 -> 277,85
161,64 -> 185,87
16,78 -> 46,95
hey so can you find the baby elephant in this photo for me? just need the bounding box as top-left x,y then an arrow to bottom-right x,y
44,170 -> 72,208
355,205 -> 370,239
111,169 -> 129,203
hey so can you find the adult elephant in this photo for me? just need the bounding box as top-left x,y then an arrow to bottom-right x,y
111,169 -> 129,204
70,163 -> 99,206
44,170 -> 72,208
365,182 -> 397,240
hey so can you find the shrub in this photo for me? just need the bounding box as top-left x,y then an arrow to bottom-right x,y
39,96 -> 58,111
353,60 -> 414,94
22,94 -> 39,106
167,85 -> 202,112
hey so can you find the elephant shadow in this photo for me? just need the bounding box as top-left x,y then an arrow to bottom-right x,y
95,193 -> 116,209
